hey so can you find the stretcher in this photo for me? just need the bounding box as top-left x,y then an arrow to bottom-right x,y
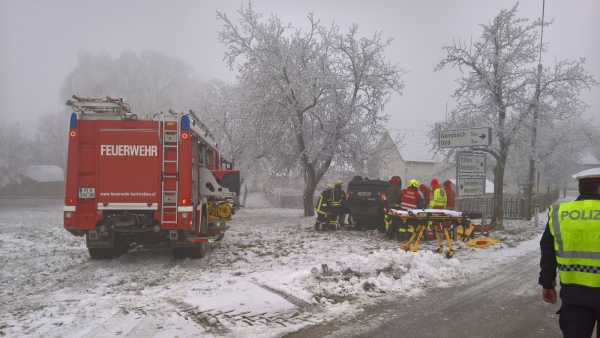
387,209 -> 482,258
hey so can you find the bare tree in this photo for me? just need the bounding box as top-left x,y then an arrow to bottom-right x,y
34,111 -> 69,172
194,79 -> 270,205
0,121 -> 33,188
61,50 -> 200,115
434,3 -> 597,228
217,3 -> 404,216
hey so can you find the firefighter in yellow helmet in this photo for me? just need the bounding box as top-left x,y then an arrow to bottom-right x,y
330,180 -> 345,230
315,183 -> 334,231
397,179 -> 424,240
539,168 -> 600,336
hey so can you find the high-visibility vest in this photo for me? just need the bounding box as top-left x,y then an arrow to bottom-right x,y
429,187 -> 447,209
548,200 -> 600,288
400,188 -> 419,210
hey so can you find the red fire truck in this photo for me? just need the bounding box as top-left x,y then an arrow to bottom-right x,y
63,96 -> 240,259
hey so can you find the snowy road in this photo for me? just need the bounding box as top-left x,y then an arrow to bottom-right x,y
0,194 -> 554,337
285,248 -> 562,338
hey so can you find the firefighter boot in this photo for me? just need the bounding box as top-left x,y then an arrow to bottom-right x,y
314,221 -> 320,231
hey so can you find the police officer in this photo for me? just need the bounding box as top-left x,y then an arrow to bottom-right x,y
330,180 -> 345,230
398,179 -> 424,240
539,168 -> 600,337
384,176 -> 402,239
315,183 -> 334,231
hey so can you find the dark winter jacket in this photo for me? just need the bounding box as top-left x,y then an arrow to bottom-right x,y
315,189 -> 333,215
385,185 -> 403,209
332,186 -> 345,209
539,194 -> 600,307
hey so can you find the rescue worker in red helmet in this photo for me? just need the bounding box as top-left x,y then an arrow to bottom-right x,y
419,184 -> 431,207
398,179 -> 424,240
315,183 -> 334,231
429,179 -> 447,209
384,176 -> 402,239
443,180 -> 456,210
427,178 -> 447,240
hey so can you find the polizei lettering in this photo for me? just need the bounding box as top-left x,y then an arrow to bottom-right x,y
100,145 -> 158,157
560,210 -> 600,221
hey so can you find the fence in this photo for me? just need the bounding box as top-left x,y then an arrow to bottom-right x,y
267,190 -> 319,208
456,189 -> 560,220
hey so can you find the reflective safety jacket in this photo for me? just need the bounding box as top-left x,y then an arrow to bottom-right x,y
429,187 -> 447,209
315,189 -> 333,215
331,186 -> 345,208
548,200 -> 600,288
400,187 -> 424,210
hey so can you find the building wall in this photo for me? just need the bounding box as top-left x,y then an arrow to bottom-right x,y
0,177 -> 65,198
404,162 -> 437,186
377,133 -> 406,181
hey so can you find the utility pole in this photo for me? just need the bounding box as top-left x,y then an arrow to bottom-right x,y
527,0 -> 545,223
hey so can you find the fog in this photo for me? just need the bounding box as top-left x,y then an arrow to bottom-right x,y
1,0 -> 599,132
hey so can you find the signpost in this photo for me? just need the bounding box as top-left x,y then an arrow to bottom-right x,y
456,177 -> 486,197
439,127 -> 491,148
457,153 -> 486,176
440,127 -> 492,236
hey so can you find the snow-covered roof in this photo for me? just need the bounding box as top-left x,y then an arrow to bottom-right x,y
22,165 -> 64,183
391,130 -> 436,163
579,151 -> 600,165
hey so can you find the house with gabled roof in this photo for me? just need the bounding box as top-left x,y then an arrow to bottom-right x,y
0,165 -> 65,198
377,130 -> 442,186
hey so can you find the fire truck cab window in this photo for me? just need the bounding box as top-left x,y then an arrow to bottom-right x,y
197,141 -> 205,166
206,148 -> 213,170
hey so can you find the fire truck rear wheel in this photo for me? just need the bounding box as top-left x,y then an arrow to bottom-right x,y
188,215 -> 208,259
172,247 -> 188,259
88,248 -> 114,259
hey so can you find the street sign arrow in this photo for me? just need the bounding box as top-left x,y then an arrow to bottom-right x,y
456,152 -> 487,176
439,127 -> 491,148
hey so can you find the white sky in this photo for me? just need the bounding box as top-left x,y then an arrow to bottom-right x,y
1,0 -> 599,132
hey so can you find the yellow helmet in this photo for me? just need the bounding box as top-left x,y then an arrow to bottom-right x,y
408,179 -> 419,188
335,180 -> 343,186
326,183 -> 334,189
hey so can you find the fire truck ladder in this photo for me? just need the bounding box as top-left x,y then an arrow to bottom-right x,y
160,110 -> 181,225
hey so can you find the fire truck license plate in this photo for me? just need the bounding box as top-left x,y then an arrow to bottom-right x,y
79,188 -> 95,199
357,192 -> 371,197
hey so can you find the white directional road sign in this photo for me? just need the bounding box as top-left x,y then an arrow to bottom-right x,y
457,153 -> 486,176
439,127 -> 491,148
457,177 -> 486,197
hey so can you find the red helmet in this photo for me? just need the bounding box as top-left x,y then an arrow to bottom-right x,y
419,184 -> 428,192
431,178 -> 439,187
443,180 -> 452,188
390,177 -> 399,185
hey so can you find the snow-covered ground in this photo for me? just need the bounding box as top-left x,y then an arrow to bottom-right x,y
0,192 -> 567,338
